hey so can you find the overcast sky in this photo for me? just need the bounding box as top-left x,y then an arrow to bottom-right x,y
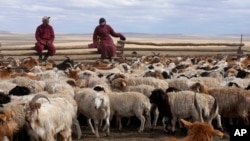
0,0 -> 249,34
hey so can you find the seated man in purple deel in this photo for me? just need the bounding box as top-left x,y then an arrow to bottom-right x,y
91,17 -> 126,62
35,16 -> 56,62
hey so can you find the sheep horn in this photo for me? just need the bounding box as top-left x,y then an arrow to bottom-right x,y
65,62 -> 73,68
64,56 -> 70,60
21,56 -> 32,62
6,57 -> 16,62
30,94 -> 50,104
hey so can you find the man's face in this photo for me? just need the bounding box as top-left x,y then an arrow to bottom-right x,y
43,19 -> 49,25
100,21 -> 106,26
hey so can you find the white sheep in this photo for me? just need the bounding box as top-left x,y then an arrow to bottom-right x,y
111,82 -> 158,128
0,80 -> 17,95
112,77 -> 169,90
190,77 -> 221,89
166,77 -> 195,91
94,85 -> 151,133
149,89 -> 221,133
78,70 -> 112,91
75,88 -> 110,137
44,79 -> 75,98
220,76 -> 250,89
12,76 -> 45,93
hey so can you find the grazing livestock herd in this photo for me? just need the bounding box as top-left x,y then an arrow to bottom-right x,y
1,54 -> 250,141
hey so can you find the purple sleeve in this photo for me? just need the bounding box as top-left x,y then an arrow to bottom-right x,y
93,26 -> 99,43
48,26 -> 55,43
108,25 -> 125,38
35,26 -> 43,43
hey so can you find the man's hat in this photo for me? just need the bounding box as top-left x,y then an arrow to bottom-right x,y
42,16 -> 50,21
99,17 -> 106,23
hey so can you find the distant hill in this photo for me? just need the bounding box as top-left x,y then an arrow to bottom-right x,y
0,30 -> 10,34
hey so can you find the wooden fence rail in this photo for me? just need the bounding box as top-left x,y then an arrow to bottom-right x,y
0,43 -> 125,62
117,40 -> 245,58
0,39 -> 246,62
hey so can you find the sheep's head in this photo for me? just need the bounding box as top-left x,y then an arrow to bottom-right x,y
0,108 -> 15,122
0,92 -> 11,104
0,108 -> 7,122
190,82 -> 208,94
24,94 -> 50,122
165,87 -> 180,93
93,85 -> 106,92
149,88 -> 166,104
111,78 -> 127,89
180,119 -> 224,141
78,70 -> 96,80
68,68 -> 80,80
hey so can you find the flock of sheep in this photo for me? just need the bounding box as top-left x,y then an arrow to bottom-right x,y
1,53 -> 250,141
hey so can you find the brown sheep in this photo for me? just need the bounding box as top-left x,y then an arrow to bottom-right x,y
0,108 -> 18,141
20,57 -> 39,71
168,119 -> 223,141
0,67 -> 16,80
191,82 -> 250,125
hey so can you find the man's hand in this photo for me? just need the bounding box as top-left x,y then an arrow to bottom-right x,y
41,40 -> 47,45
120,36 -> 126,41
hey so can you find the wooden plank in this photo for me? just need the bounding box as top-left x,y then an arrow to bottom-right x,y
123,53 -> 239,58
0,50 -> 122,56
0,45 -> 90,50
1,50 -> 98,56
118,40 -> 244,47
0,44 -> 123,51
122,47 -> 241,52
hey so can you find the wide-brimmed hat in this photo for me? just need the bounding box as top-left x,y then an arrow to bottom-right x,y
42,16 -> 50,21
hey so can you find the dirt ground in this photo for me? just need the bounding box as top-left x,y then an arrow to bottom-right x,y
74,116 -> 230,141
75,125 -> 230,141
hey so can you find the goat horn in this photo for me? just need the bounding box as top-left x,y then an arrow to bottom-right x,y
65,62 -> 73,68
64,56 -> 70,60
21,56 -> 32,62
30,94 -> 50,104
6,57 -> 16,62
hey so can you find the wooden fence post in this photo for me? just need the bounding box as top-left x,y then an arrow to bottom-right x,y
0,43 -> 3,60
117,40 -> 125,58
237,34 -> 244,58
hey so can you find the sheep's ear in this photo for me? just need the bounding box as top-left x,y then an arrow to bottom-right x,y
121,80 -> 127,87
34,103 -> 41,109
180,119 -> 193,129
0,114 -> 7,122
212,129 -> 224,138
67,80 -> 77,87
19,102 -> 25,106
5,109 -> 14,118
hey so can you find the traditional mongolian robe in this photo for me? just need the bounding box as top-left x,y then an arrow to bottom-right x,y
35,24 -> 56,56
92,24 -> 125,59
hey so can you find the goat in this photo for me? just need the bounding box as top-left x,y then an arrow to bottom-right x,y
54,56 -> 74,70
24,94 -> 76,141
169,119 -> 223,141
0,108 -> 18,141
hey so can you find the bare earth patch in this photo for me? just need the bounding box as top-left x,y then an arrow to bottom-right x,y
75,125 -> 230,141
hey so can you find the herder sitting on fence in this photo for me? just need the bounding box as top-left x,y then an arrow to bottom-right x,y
89,17 -> 126,62
34,16 -> 56,62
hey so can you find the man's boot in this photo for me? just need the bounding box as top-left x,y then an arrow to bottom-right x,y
43,53 -> 49,62
108,56 -> 112,63
38,53 -> 43,63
